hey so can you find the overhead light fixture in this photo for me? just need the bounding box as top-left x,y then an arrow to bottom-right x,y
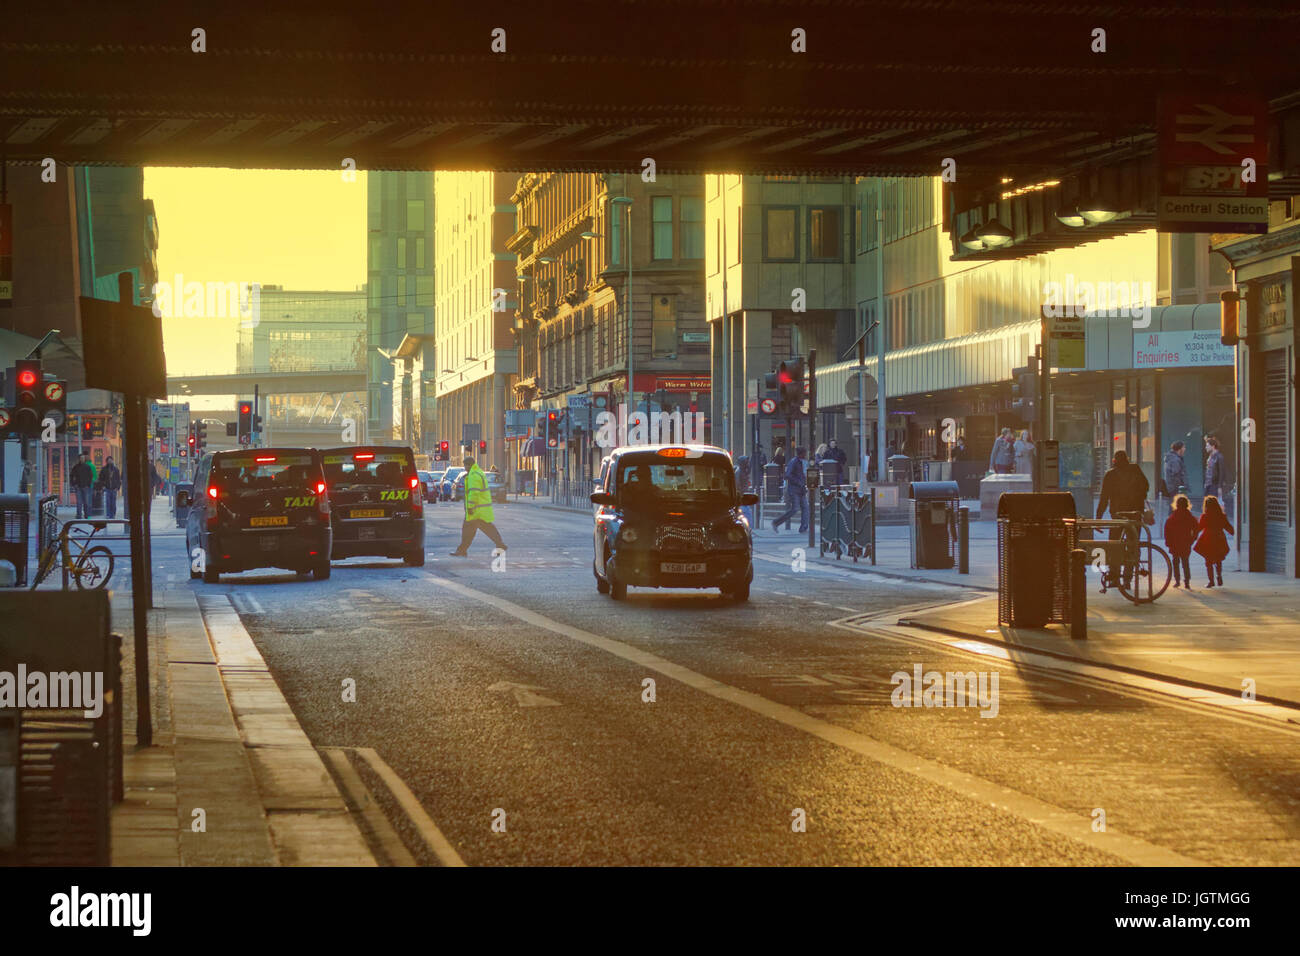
580,231 -> 602,240
1079,198 -> 1119,225
1055,206 -> 1087,228
976,219 -> 1014,249
959,226 -> 985,251
538,257 -> 555,264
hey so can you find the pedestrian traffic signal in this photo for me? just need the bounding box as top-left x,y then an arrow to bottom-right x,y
546,410 -> 559,448
238,401 -> 253,436
4,360 -> 42,437
1011,356 -> 1039,423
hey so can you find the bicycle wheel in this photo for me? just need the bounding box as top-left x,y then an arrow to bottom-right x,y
73,545 -> 115,590
1117,541 -> 1172,604
29,541 -> 59,589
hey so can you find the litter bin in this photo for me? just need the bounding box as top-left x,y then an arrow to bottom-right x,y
887,454 -> 912,483
174,482 -> 194,529
909,481 -> 959,569
0,495 -> 31,588
764,461 -> 783,501
996,492 -> 1078,627
817,460 -> 842,489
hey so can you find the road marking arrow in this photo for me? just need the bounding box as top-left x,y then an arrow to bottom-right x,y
487,681 -> 561,708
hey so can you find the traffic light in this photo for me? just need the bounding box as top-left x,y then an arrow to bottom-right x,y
253,413 -> 263,435
438,440 -> 450,461
39,377 -> 67,433
546,410 -> 559,448
1220,289 -> 1241,346
238,401 -> 253,436
776,358 -> 805,416
1011,356 -> 1039,423
478,439 -> 487,454
187,422 -> 197,453
4,360 -> 42,437
194,420 -> 208,455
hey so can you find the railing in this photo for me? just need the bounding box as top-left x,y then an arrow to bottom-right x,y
551,478 -> 596,510
817,487 -> 876,563
37,494 -> 59,564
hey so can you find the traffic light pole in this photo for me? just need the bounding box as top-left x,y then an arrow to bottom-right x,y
807,349 -> 816,549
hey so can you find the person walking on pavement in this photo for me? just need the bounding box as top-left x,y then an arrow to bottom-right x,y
824,438 -> 847,486
70,453 -> 94,519
1163,494 -> 1197,589
771,446 -> 808,533
988,427 -> 1016,474
99,456 -> 122,519
1013,430 -> 1036,476
1203,436 -> 1226,503
1096,450 -> 1150,589
771,442 -> 786,469
1160,440 -> 1188,521
449,454 -> 507,557
949,435 -> 969,462
1194,495 -> 1233,588
734,455 -> 755,528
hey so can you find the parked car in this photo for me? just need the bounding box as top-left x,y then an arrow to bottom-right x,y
452,468 -> 506,503
590,444 -> 756,602
439,466 -> 466,501
417,470 -> 440,502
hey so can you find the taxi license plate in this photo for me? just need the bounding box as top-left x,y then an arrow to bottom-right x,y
250,516 -> 288,527
661,562 -> 706,574
350,508 -> 385,519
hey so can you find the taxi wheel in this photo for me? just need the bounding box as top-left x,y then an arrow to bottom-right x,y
313,559 -> 332,580
724,580 -> 750,603
607,559 -> 627,601
594,561 -> 610,594
404,550 -> 426,567
202,565 -> 220,584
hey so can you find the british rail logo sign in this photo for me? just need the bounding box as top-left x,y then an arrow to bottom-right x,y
1158,94 -> 1268,234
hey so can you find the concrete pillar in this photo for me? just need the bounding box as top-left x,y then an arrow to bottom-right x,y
709,318 -> 725,447
743,310 -> 773,459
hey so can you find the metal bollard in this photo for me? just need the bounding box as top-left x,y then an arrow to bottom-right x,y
1069,548 -> 1087,640
957,506 -> 969,575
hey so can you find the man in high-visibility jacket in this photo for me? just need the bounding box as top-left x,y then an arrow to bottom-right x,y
449,454 -> 508,556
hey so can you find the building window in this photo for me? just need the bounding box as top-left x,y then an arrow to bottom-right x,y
406,200 -> 425,232
369,278 -> 381,308
397,276 -> 406,307
681,197 -> 704,259
652,295 -> 676,357
764,175 -> 799,183
652,196 -> 673,260
369,235 -> 383,270
610,202 -> 624,266
416,276 -> 433,306
397,238 -> 407,270
809,206 -> 842,261
763,207 -> 798,261
415,237 -> 425,269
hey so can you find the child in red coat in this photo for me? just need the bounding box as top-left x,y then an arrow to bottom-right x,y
1163,495 -> 1197,589
1193,495 -> 1234,588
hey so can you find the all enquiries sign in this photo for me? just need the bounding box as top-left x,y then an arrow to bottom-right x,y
1133,330 -> 1234,369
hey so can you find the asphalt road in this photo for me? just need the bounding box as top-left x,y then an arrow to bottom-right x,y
156,498 -> 1300,866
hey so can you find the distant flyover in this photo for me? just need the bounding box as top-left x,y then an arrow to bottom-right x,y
166,368 -> 366,396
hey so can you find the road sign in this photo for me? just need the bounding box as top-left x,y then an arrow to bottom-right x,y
759,397 -> 777,415
844,370 -> 878,403
461,423 -> 481,445
1158,94 -> 1268,234
567,393 -> 590,409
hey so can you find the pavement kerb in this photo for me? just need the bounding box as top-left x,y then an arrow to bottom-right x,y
894,609 -> 1300,715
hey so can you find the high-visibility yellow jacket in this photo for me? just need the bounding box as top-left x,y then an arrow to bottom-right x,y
463,464 -> 495,522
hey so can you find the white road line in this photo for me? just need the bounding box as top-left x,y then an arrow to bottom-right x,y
321,748 -> 418,867
425,573 -> 1203,867
354,747 -> 467,868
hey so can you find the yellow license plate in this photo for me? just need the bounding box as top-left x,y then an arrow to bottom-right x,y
350,508 -> 385,519
249,515 -> 288,527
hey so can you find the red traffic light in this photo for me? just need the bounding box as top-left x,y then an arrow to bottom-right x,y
439,440 -> 449,451
17,369 -> 37,388
239,402 -> 252,414
478,440 -> 487,453
548,411 -> 558,421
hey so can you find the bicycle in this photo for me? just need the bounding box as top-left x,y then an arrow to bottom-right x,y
1075,509 -> 1171,604
30,520 -> 116,590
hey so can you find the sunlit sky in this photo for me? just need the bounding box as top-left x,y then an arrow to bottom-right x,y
145,168 -> 367,383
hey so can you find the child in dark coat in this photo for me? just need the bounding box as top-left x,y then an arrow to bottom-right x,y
1163,494 -> 1197,589
1193,495 -> 1234,588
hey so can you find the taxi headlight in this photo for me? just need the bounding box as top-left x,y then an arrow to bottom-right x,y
619,527 -> 639,544
725,526 -> 747,543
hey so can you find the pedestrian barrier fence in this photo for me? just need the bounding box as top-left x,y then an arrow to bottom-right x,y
0,495 -> 32,588
818,488 -> 876,563
552,478 -> 597,510
0,590 -> 123,866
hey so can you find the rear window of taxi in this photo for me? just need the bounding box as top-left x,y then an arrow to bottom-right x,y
322,449 -> 417,490
212,452 -> 322,492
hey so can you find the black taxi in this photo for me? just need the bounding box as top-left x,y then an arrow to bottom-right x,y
590,444 -> 757,602
320,445 -> 426,566
185,447 -> 333,582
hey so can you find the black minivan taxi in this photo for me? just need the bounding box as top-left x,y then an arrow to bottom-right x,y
185,447 -> 333,582
320,445 -> 426,566
590,444 -> 758,602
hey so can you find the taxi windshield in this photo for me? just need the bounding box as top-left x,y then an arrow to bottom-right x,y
214,454 -> 319,492
322,452 -> 415,490
617,459 -> 734,503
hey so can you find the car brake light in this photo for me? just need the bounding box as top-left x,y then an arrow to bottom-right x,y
255,456 -> 276,463
316,481 -> 326,494
207,486 -> 218,499
409,476 -> 419,489
354,452 -> 374,461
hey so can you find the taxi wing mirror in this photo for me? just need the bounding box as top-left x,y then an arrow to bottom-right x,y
740,492 -> 759,506
590,492 -> 614,506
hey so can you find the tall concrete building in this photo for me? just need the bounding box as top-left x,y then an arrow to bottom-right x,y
705,174 -> 858,461
509,172 -> 709,482
432,171 -> 517,474
367,171 -> 435,448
